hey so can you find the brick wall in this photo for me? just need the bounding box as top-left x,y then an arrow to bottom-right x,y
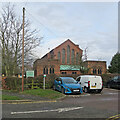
47,39 -> 83,65
84,61 -> 107,75
34,39 -> 107,76
34,59 -> 60,76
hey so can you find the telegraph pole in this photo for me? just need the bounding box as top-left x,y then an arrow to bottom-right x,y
22,7 -> 25,92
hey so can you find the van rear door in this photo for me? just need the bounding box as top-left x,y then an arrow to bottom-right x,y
90,76 -> 102,89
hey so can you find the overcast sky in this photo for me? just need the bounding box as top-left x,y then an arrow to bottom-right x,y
0,2 -> 118,68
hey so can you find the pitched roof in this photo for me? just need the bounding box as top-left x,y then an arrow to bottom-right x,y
55,39 -> 82,51
84,60 -> 106,63
41,39 -> 82,59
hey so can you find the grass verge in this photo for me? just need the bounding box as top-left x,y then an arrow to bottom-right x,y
1,94 -> 22,100
21,88 -> 65,99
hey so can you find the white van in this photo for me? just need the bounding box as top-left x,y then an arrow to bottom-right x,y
76,75 -> 103,93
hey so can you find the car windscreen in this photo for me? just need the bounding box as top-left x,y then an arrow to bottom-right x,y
62,78 -> 77,84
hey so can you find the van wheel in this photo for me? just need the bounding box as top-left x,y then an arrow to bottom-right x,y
61,88 -> 65,94
84,87 -> 88,93
97,89 -> 102,93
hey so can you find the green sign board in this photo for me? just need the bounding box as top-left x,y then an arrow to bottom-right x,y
26,71 -> 34,78
44,74 -> 46,77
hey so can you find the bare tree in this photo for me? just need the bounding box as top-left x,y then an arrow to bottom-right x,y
0,4 -> 42,76
83,47 -> 88,61
79,47 -> 89,74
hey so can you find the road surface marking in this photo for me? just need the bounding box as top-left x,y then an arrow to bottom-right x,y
106,114 -> 120,120
108,93 -> 118,95
2,100 -> 57,104
111,116 -> 120,120
11,106 -> 83,115
94,94 -> 102,95
80,94 -> 90,96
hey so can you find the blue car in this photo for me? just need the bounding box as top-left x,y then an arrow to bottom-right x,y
53,77 -> 83,94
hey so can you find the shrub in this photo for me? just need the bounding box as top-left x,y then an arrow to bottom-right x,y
5,73 -> 119,91
101,73 -> 120,86
4,77 -> 22,90
34,74 -> 58,89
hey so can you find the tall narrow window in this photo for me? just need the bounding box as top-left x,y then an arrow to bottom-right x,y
50,68 -> 52,74
49,68 -> 54,74
95,69 -> 96,74
98,69 -> 100,74
71,49 -> 75,64
76,52 -> 79,64
58,52 -> 61,61
98,68 -> 102,74
98,69 -> 102,74
67,45 -> 70,64
43,68 -> 46,74
62,48 -> 65,64
93,69 -> 97,74
52,68 -> 54,74
46,68 -> 48,74
100,69 -> 102,74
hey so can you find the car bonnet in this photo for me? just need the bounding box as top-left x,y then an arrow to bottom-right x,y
64,83 -> 81,89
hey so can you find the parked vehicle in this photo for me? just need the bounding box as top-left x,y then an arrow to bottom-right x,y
76,75 -> 103,93
106,76 -> 120,89
53,77 -> 83,94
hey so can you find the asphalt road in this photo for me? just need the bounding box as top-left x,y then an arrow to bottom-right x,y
2,88 -> 119,119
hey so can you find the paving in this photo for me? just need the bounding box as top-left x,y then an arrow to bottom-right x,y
2,88 -> 119,119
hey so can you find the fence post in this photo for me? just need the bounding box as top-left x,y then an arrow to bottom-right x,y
32,79 -> 34,89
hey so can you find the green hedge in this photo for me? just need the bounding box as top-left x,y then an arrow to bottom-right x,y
3,74 -> 58,91
4,73 -> 119,91
34,74 -> 58,89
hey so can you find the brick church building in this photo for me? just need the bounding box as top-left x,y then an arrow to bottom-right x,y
34,39 -> 106,76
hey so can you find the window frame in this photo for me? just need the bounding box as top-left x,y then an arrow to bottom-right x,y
62,48 -> 66,64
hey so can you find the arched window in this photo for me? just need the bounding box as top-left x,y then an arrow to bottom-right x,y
76,52 -> 79,64
71,49 -> 75,64
93,69 -> 97,74
62,48 -> 65,64
49,67 -> 54,74
50,68 -> 52,74
67,45 -> 70,64
43,68 -> 46,74
95,69 -> 96,74
98,69 -> 100,74
98,68 -> 102,74
46,68 -> 48,74
98,69 -> 102,74
100,69 -> 102,74
57,51 -> 61,61
52,68 -> 54,74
